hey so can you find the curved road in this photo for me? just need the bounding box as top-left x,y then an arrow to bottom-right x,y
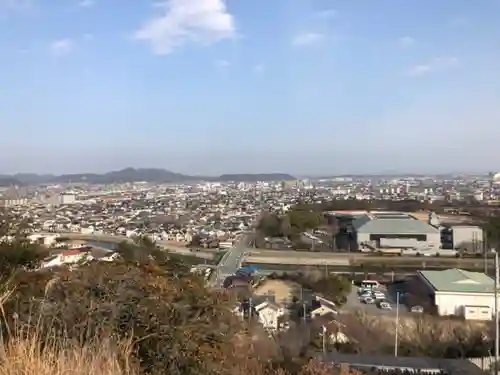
211,232 -> 253,287
37,232 -> 214,259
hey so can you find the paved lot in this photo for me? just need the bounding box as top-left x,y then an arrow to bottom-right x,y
343,285 -> 408,316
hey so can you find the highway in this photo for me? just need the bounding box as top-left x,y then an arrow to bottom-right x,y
210,232 -> 253,287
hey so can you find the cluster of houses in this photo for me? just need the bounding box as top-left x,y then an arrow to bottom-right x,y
39,246 -> 121,269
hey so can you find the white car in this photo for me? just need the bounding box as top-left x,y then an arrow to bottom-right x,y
411,305 -> 424,313
379,302 -> 392,310
358,288 -> 369,295
363,297 -> 375,304
373,292 -> 385,300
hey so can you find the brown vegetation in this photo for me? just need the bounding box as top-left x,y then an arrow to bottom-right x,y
338,310 -> 492,358
0,233 -> 366,375
0,212 -> 494,374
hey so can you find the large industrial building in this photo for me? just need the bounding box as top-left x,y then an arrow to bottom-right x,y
352,211 -> 441,251
416,268 -> 496,320
441,225 -> 484,252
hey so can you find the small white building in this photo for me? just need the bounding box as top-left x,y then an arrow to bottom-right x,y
27,233 -> 60,247
254,301 -> 287,331
417,268 -> 497,320
60,193 -> 77,205
42,248 -> 93,269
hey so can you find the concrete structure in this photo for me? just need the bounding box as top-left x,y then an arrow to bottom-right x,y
352,211 -> 441,251
0,197 -> 29,207
27,233 -> 60,247
450,225 -> 484,252
60,193 -> 77,205
417,268 -> 497,320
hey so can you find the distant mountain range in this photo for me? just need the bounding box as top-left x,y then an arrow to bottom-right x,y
0,168 -> 296,186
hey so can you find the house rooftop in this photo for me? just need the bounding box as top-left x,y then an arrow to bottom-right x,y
321,352 -> 485,375
419,268 -> 494,294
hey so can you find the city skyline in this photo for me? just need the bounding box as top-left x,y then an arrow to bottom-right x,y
1,0 -> 499,175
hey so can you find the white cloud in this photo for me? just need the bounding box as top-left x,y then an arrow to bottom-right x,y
134,0 -> 236,55
78,0 -> 94,7
292,32 -> 324,47
49,38 -> 74,57
407,56 -> 459,76
398,36 -> 415,48
214,59 -> 230,68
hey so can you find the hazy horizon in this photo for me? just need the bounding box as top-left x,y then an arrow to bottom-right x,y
0,165 -> 495,178
1,0 -> 499,175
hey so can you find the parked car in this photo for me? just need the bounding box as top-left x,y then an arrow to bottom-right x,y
373,291 -> 385,300
411,305 -> 424,313
359,291 -> 372,299
363,297 -> 375,304
379,301 -> 392,310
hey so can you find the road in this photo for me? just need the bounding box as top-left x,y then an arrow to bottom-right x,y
34,232 -> 491,267
210,232 -> 253,287
36,232 -> 213,259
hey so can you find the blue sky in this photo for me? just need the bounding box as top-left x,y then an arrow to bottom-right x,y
1,0 -> 500,175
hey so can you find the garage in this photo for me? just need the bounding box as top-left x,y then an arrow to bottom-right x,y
417,268 -> 496,320
463,305 -> 491,320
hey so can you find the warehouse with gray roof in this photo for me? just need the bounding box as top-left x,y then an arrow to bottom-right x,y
352,211 -> 441,252
417,268 -> 496,320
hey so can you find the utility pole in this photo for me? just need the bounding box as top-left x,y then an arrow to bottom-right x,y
495,250 -> 499,375
322,325 -> 327,360
249,298 -> 253,324
485,237 -> 489,275
394,291 -> 400,357
303,302 -> 307,323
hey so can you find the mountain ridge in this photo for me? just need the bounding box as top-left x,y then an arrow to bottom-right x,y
0,168 -> 296,186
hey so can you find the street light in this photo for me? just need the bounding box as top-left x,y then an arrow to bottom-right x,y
394,291 -> 400,357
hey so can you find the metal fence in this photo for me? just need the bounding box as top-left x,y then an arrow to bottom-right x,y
468,356 -> 495,372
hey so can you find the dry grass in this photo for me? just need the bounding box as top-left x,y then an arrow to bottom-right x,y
0,284 -> 137,375
0,333 -> 137,375
0,262 -> 355,375
355,310 -> 488,341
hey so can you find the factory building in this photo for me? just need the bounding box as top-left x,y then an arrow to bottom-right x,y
352,211 -> 441,251
441,225 -> 484,253
416,268 -> 496,320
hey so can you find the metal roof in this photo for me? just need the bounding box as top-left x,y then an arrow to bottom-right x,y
353,214 -> 439,235
419,268 -> 494,294
321,352 -> 486,375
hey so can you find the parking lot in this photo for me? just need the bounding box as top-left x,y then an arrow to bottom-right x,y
343,283 -> 409,316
